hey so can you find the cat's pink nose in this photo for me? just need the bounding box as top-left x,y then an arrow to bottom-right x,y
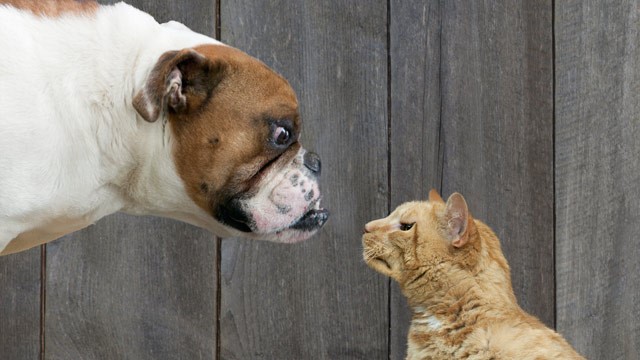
364,222 -> 375,233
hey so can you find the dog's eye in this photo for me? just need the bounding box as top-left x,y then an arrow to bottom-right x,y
400,223 -> 414,231
273,126 -> 290,146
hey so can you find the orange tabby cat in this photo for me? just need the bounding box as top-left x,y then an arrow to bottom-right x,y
362,190 -> 583,359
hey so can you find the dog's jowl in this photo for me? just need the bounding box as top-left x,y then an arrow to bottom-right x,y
0,0 -> 328,255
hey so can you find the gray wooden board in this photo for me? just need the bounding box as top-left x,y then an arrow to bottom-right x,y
0,249 -> 41,359
219,1 -> 389,359
555,1 -> 640,358
389,1 -> 443,359
45,216 -> 216,359
44,1 -> 218,359
389,2 -> 554,359
438,0 -> 555,327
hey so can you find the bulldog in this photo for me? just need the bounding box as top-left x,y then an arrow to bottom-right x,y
0,0 -> 329,255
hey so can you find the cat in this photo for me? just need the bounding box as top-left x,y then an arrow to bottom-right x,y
362,190 -> 584,359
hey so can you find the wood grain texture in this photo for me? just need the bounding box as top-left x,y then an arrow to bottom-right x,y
0,249 -> 41,359
389,2 -> 554,359
389,1 -> 442,359
105,0 -> 216,36
555,1 -> 640,358
45,215 -> 216,359
44,1 -> 218,359
438,0 -> 554,326
219,1 -> 389,359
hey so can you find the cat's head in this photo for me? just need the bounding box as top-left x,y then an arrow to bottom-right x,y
362,190 -> 481,285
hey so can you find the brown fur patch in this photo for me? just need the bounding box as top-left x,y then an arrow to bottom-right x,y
153,44 -> 301,215
133,49 -> 224,123
1,0 -> 98,17
363,196 -> 584,359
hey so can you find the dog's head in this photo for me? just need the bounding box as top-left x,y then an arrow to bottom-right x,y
133,44 -> 328,243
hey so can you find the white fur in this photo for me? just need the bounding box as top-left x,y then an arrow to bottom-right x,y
0,3 -> 238,254
412,307 -> 443,331
406,310 -> 444,360
412,315 -> 442,330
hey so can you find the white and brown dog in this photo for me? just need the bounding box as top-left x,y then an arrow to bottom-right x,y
0,0 -> 329,255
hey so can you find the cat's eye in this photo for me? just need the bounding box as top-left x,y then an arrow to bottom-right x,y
400,223 -> 414,231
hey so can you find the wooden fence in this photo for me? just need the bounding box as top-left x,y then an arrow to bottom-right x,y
1,1 -> 638,359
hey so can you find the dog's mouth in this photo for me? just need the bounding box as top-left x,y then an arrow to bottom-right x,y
290,208 -> 330,230
215,200 -> 329,237
216,203 -> 252,233
289,199 -> 329,231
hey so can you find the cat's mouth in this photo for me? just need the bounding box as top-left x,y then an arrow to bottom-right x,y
373,257 -> 391,271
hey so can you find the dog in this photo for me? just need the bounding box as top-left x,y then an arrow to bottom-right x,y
0,0 -> 329,255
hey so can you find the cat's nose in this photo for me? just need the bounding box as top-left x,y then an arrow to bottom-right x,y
364,222 -> 375,233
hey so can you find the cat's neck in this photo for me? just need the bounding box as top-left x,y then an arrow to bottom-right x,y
405,273 -> 522,346
405,270 -> 517,317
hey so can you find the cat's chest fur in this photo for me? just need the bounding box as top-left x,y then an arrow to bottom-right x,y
406,308 -> 499,359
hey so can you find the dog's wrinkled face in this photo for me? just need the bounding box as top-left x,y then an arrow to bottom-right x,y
134,44 -> 328,242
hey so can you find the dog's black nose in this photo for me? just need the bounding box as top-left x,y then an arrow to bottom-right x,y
303,151 -> 321,175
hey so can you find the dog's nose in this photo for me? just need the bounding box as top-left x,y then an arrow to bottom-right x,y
303,151 -> 321,175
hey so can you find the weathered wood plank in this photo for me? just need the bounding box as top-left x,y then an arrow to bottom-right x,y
555,1 -> 640,358
438,0 -> 555,328
109,0 -> 216,36
389,2 -> 554,359
389,1 -> 442,359
44,1 -> 218,359
45,216 -> 216,359
0,249 -> 41,359
219,1 -> 389,358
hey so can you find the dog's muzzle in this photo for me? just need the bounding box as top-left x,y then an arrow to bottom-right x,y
215,149 -> 328,242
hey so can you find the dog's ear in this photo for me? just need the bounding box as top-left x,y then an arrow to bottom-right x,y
134,48 -> 225,122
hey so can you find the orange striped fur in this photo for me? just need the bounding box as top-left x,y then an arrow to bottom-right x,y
363,191 -> 583,359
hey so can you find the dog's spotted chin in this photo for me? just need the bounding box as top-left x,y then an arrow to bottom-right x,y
215,196 -> 329,243
268,223 -> 327,244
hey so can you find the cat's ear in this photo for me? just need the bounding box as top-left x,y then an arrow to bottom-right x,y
444,193 -> 469,248
429,189 -> 444,204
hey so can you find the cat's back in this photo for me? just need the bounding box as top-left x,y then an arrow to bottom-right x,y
475,313 -> 584,359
